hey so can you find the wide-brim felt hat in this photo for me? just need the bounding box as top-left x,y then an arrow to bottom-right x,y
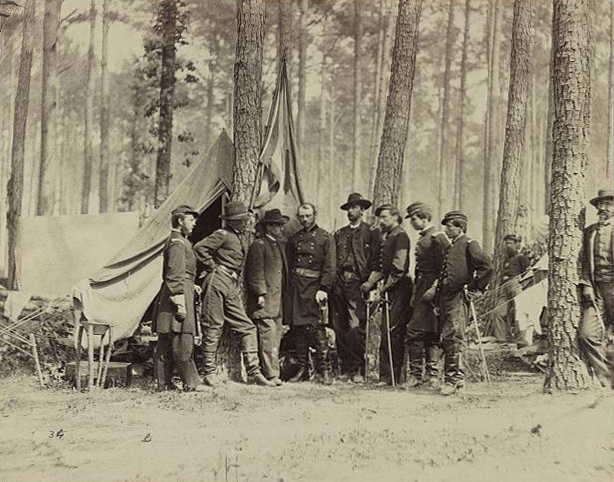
340,193 -> 372,211
260,208 -> 289,224
590,188 -> 613,207
405,201 -> 431,218
171,204 -> 199,218
441,210 -> 468,225
220,201 -> 252,220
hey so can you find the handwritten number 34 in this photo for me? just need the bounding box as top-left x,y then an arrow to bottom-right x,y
49,429 -> 65,439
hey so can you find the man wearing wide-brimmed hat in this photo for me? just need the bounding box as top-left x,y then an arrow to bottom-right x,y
404,201 -> 449,388
194,201 -> 275,387
330,193 -> 380,383
436,211 -> 492,395
578,188 -> 613,386
153,205 -> 206,392
245,209 -> 290,386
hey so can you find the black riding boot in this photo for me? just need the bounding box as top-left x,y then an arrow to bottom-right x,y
425,342 -> 440,384
441,339 -> 464,395
203,352 -> 222,387
243,352 -> 276,387
406,340 -> 425,387
314,326 -> 333,385
288,327 -> 310,382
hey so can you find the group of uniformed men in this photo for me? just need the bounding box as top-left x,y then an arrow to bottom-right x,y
152,187 -> 613,395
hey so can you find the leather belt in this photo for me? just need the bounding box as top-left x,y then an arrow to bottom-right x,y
217,264 -> 240,280
294,267 -> 321,279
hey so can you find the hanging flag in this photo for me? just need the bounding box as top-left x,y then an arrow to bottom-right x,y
251,59 -> 304,232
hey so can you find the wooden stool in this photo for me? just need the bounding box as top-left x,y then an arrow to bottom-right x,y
75,322 -> 113,390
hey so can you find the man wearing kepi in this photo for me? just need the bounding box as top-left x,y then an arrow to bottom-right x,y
578,188 -> 613,386
286,203 -> 336,385
405,202 -> 449,388
437,211 -> 493,395
361,204 -> 412,386
194,201 -> 275,388
331,193 -> 379,383
245,209 -> 289,386
153,205 -> 206,392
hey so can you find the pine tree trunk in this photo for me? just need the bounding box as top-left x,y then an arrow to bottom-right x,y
437,0 -> 455,218
544,5 -> 554,214
99,0 -> 111,213
329,71 -> 335,221
7,0 -> 36,290
154,0 -> 178,209
545,0 -> 593,391
492,0 -> 534,289
483,0 -> 503,253
372,0 -> 423,209
455,0 -> 471,211
352,0 -> 363,191
38,0 -> 61,216
607,1 -> 613,181
297,0 -> 307,156
232,0 -> 265,205
81,0 -> 96,214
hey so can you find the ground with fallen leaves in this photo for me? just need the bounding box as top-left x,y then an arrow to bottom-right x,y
0,374 -> 612,482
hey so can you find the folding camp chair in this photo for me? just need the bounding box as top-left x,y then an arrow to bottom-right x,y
75,321 -> 114,390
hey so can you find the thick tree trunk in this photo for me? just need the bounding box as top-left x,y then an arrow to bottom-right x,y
7,0 -> 36,290
154,0 -> 178,209
372,0 -> 423,209
81,0 -> 96,214
545,0 -> 593,391
297,0 -> 307,156
492,0 -> 534,288
455,0 -> 471,211
352,0 -> 363,191
483,0 -> 503,253
369,0 -> 395,196
232,0 -> 265,204
99,0 -> 111,212
38,0 -> 61,216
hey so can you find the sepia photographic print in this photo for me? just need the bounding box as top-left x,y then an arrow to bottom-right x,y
0,0 -> 613,481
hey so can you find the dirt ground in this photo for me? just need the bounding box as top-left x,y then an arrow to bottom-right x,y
0,374 -> 613,482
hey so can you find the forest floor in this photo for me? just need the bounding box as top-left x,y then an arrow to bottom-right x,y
0,373 -> 613,482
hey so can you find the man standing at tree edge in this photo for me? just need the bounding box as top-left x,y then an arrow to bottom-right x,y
286,203 -> 336,385
331,193 -> 379,383
362,204 -> 413,386
578,188 -> 613,386
436,211 -> 493,395
245,209 -> 289,386
405,202 -> 449,388
153,205 -> 206,392
194,201 -> 276,388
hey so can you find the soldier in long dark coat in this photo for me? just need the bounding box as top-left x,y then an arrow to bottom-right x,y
194,201 -> 275,388
436,211 -> 493,395
578,188 -> 613,386
153,205 -> 205,392
245,209 -> 289,386
405,202 -> 449,387
331,193 -> 380,383
361,204 -> 413,386
286,203 -> 336,384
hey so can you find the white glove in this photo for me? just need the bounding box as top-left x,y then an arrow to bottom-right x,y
315,290 -> 328,303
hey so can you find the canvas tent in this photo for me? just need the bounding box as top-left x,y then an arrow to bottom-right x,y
73,131 -> 234,343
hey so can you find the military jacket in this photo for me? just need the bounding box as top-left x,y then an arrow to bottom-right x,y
153,230 -> 197,335
334,221 -> 380,281
415,226 -> 449,276
502,252 -> 530,281
194,227 -> 245,275
439,234 -> 493,294
581,220 -> 614,286
287,223 -> 336,291
377,225 -> 410,290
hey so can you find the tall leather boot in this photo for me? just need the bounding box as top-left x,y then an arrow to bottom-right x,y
314,326 -> 333,385
203,352 -> 222,387
441,340 -> 464,395
425,342 -> 440,386
288,327 -> 310,383
406,340 -> 425,388
243,352 -> 276,387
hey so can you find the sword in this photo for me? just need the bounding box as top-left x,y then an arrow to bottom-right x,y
465,289 -> 491,384
194,290 -> 203,347
383,291 -> 396,387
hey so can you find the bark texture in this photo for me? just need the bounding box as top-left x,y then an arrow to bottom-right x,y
455,0 -> 471,211
154,0 -> 179,209
372,0 -> 423,209
7,0 -> 36,289
99,0 -> 111,212
352,0 -> 362,191
297,0 -> 307,156
545,0 -> 593,391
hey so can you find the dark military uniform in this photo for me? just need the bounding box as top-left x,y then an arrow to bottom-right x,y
245,234 -> 288,380
286,223 -> 336,376
331,221 -> 379,377
376,225 -> 413,384
437,234 -> 493,387
406,226 -> 449,382
153,230 -> 201,390
578,218 -> 613,383
194,227 -> 259,373
489,251 -> 530,341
